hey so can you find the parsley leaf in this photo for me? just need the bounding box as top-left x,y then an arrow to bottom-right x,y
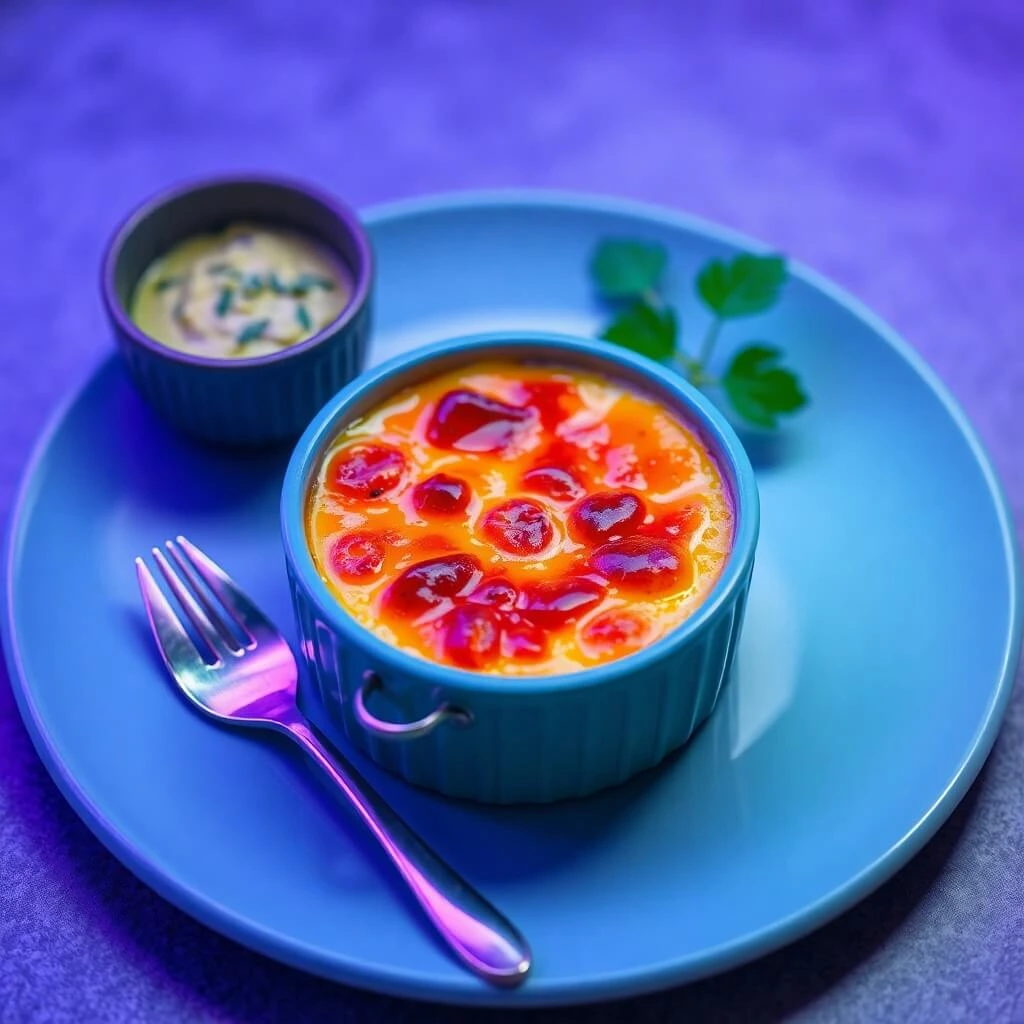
697,254 -> 787,318
601,301 -> 678,362
721,345 -> 807,428
591,240 -> 667,299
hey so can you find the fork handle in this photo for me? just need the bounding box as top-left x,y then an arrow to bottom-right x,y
284,717 -> 531,987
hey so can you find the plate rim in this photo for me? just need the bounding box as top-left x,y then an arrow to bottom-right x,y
3,187 -> 1021,1007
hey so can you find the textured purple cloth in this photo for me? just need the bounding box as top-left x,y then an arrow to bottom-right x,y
2,1 -> 1023,1021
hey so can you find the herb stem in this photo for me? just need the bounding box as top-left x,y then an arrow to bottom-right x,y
675,358 -> 717,389
674,353 -> 699,382
698,317 -> 722,368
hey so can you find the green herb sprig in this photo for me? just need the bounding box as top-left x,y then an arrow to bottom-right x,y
590,240 -> 807,429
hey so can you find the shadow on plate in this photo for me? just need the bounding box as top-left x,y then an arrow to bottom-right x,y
732,421 -> 807,473
92,360 -> 292,515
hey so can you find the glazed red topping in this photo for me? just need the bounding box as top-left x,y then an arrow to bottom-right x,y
581,609 -> 651,653
522,464 -> 586,502
326,443 -> 407,500
481,498 -> 554,555
520,380 -> 571,430
569,490 -> 647,544
467,576 -> 519,612
644,503 -> 705,541
412,473 -> 472,516
501,619 -> 549,660
329,531 -> 386,583
426,389 -> 535,453
521,576 -> 605,627
589,538 -> 689,594
382,554 -> 481,617
442,605 -> 501,668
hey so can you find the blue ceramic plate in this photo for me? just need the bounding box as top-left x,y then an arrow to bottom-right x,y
3,192 -> 1020,1007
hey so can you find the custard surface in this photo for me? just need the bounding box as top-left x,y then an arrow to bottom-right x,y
306,361 -> 734,675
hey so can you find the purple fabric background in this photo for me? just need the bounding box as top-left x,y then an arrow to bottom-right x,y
2,0 -> 1023,1020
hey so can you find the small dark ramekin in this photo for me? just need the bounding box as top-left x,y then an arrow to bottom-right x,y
101,175 -> 374,447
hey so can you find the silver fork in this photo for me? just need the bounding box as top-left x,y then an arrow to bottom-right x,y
135,535 -> 531,987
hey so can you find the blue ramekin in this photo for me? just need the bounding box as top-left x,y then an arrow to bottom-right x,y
101,174 -> 373,448
281,331 -> 759,804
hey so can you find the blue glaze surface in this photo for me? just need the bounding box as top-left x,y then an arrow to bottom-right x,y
2,194 -> 1020,1007
281,330 -> 759,801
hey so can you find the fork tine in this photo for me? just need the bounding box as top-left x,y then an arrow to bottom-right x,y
135,557 -> 207,669
165,540 -> 244,653
151,547 -> 228,663
175,535 -> 269,644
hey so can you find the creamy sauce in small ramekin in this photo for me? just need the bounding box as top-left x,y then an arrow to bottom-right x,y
130,223 -> 351,358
